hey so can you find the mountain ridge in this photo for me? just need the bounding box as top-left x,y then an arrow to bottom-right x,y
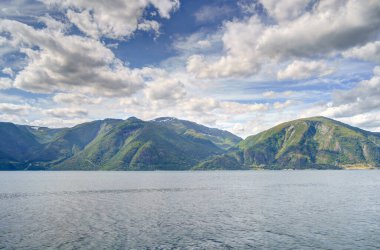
195,116 -> 380,170
0,116 -> 379,170
0,117 -> 241,170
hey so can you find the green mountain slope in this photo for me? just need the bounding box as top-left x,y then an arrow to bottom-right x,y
53,117 -> 224,170
2,116 -> 379,170
0,122 -> 42,169
152,117 -> 242,150
33,119 -> 123,164
0,117 -> 237,170
195,117 -> 380,170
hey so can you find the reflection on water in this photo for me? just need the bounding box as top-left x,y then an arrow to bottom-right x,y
1,170 -> 380,249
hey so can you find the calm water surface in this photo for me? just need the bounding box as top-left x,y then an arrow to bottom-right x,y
1,171 -> 380,249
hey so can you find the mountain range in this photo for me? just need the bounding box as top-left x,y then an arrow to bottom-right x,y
0,117 -> 240,170
1,116 -> 379,170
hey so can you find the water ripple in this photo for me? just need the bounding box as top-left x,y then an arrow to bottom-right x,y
0,187 -> 217,200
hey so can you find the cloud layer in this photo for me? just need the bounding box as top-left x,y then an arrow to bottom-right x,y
0,0 -> 379,137
187,0 -> 380,78
44,0 -> 179,39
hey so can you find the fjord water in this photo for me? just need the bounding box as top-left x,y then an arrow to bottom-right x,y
1,171 -> 380,249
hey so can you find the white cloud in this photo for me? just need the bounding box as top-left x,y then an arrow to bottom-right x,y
229,111 -> 302,138
0,114 -> 29,124
173,31 -> 221,55
340,112 -> 380,130
262,90 -> 294,99
0,0 -> 47,19
277,60 -> 335,80
260,0 -> 310,22
262,91 -> 276,98
219,101 -> 268,114
138,20 -> 161,36
188,0 -> 380,78
0,0 -> 379,138
44,107 -> 88,118
273,100 -> 295,109
374,66 -> 380,76
43,0 -> 180,39
38,14 -> 70,32
53,93 -> 102,105
116,89 -> 273,136
321,67 -> 380,118
0,77 -> 12,89
65,9 -> 100,38
2,67 -> 14,77
343,41 -> 380,63
187,16 -> 264,78
0,103 -> 32,115
0,19 -> 147,96
257,1 -> 380,59
31,117 -> 90,128
197,40 -> 211,49
145,78 -> 186,101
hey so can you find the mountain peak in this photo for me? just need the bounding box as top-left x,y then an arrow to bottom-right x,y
0,117 -> 240,170
278,116 -> 335,125
126,116 -> 142,122
197,116 -> 380,170
300,116 -> 330,121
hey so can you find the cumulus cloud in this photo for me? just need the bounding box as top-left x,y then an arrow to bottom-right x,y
1,0 -> 379,137
277,60 -> 335,80
31,117 -> 90,128
145,79 -> 186,101
137,20 -> 161,36
173,32 -> 219,54
116,88 -> 272,134
273,100 -> 295,109
1,67 -> 14,77
322,66 -> 380,118
343,41 -> 380,63
0,0 -> 47,19
53,93 -> 102,105
180,98 -> 268,116
260,0 -> 311,22
65,9 -> 100,38
188,0 -> 380,78
340,112 -> 380,130
0,77 -> 12,89
0,19 -> 147,96
257,1 -> 380,59
187,16 -> 263,78
44,107 -> 88,118
38,14 -> 70,32
43,0 -> 179,39
0,103 -> 33,115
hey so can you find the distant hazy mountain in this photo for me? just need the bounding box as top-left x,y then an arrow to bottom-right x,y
0,117 -> 241,170
195,117 -> 380,170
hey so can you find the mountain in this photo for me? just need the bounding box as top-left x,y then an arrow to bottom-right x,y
0,122 -> 41,169
152,117 -> 241,150
195,117 -> 380,170
0,117 -> 241,170
2,116 -> 379,170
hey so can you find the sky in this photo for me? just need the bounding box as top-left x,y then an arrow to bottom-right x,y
0,0 -> 379,137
